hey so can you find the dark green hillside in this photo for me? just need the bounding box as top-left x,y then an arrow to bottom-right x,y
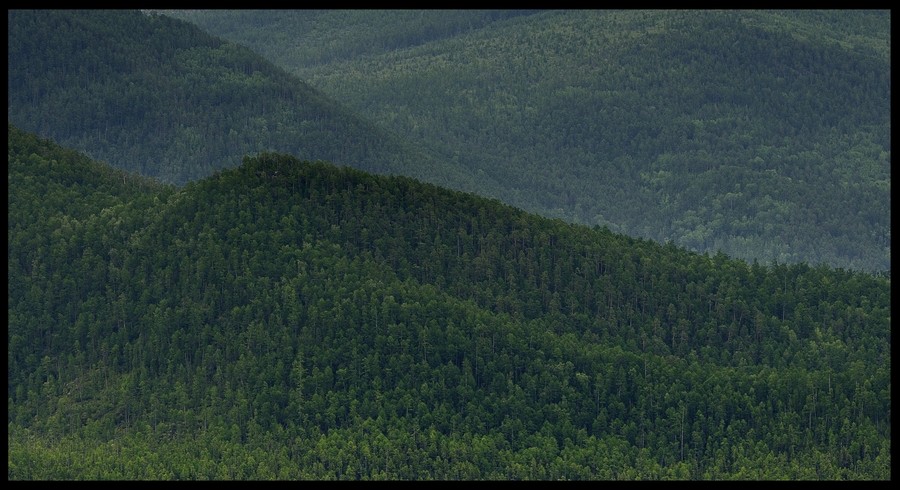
6,9 -> 472,190
8,125 -> 890,479
166,9 -> 891,272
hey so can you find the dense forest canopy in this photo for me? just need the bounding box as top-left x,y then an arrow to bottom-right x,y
6,9 -> 478,190
165,9 -> 891,273
8,8 -> 893,271
8,124 -> 891,479
152,9 -> 545,68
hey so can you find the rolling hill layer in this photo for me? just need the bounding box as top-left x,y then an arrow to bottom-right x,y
6,9 -> 475,190
167,9 -> 891,272
8,124 -> 890,479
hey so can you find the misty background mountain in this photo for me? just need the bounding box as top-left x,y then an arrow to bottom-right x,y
6,9 -> 481,191
9,9 -> 891,273
161,9 -> 891,272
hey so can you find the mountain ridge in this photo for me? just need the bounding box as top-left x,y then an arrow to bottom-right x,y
6,9 -> 481,191
8,123 -> 891,479
165,9 -> 890,272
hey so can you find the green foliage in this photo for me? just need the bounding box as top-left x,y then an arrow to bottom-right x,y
8,126 -> 890,479
166,9 -> 890,272
6,9 -> 470,190
158,10 -> 542,69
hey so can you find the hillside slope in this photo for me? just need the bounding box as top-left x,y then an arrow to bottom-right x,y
167,9 -> 891,272
8,124 -> 890,479
6,9 -> 475,190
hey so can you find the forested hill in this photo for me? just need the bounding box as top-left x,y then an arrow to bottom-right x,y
6,9 -> 475,190
165,9 -> 891,273
154,10 -> 545,68
8,124 -> 891,479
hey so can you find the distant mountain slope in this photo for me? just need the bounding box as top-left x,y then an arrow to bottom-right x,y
166,9 -> 891,272
155,9 -> 543,68
6,9 -> 476,190
9,124 -> 890,479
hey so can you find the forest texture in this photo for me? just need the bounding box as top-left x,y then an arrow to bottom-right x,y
8,125 -> 891,479
166,9 -> 891,272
